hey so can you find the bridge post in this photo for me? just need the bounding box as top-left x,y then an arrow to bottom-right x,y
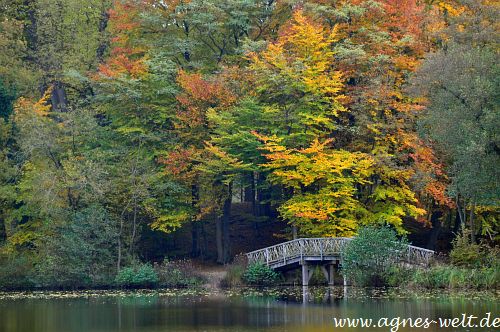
301,262 -> 308,286
301,262 -> 314,286
328,264 -> 335,286
320,264 -> 335,286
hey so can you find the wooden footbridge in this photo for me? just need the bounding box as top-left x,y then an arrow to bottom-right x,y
245,238 -> 435,286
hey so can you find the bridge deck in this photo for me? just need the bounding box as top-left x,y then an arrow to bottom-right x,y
246,238 -> 435,269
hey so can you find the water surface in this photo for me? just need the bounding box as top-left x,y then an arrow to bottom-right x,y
0,288 -> 497,332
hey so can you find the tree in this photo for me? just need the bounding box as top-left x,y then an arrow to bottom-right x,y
257,136 -> 374,236
411,0 -> 499,242
342,225 -> 409,286
161,70 -> 239,263
142,0 -> 280,70
236,9 -> 425,236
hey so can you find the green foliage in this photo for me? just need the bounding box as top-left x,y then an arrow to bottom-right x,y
0,79 -> 16,119
0,254 -> 34,290
221,264 -> 246,288
411,265 -> 499,290
450,228 -> 483,267
32,205 -> 117,289
378,263 -> 499,291
342,226 -> 409,287
450,227 -> 499,268
115,263 -> 159,288
243,263 -> 281,286
154,259 -> 205,288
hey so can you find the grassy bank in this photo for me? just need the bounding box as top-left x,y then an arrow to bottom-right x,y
0,259 -> 206,291
387,264 -> 499,291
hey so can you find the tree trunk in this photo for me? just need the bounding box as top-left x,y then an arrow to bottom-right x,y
129,197 -> 138,254
0,218 -> 6,242
469,200 -> 476,243
50,81 -> 68,112
96,8 -> 110,62
244,172 -> 255,204
245,172 -> 259,236
117,217 -> 124,272
456,195 -> 467,228
216,217 -> 223,263
191,184 -> 201,257
216,183 -> 232,264
426,210 -> 443,251
453,209 -> 461,233
256,172 -> 270,217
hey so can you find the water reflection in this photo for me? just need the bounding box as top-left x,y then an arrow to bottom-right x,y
0,287 -> 497,332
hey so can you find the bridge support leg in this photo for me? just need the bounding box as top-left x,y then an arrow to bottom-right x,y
301,262 -> 313,286
320,264 -> 335,286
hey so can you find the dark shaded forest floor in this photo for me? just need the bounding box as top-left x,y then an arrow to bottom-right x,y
138,201 -> 454,264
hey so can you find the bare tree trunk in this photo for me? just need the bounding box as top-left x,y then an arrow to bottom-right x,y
96,7 -> 110,62
0,218 -> 6,242
129,197 -> 138,254
456,195 -> 467,228
427,210 -> 443,251
117,217 -> 124,272
191,184 -> 201,257
216,216 -> 223,263
117,196 -> 132,272
222,184 -> 231,262
216,183 -> 232,264
469,199 -> 476,243
50,81 -> 68,112
244,172 -> 255,204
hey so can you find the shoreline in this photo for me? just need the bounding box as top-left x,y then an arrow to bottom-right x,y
0,286 -> 498,301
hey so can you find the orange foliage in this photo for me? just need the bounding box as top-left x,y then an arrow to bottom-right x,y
98,0 -> 147,79
175,70 -> 236,133
402,132 -> 454,208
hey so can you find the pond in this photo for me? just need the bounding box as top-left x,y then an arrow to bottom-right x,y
0,287 -> 497,332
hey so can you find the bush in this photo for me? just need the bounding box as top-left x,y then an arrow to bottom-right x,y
0,254 -> 35,290
384,265 -> 413,287
243,263 -> 281,286
450,228 -> 483,267
115,263 -> 159,288
154,259 -> 205,288
342,225 -> 408,287
31,205 -> 117,289
221,264 -> 246,288
449,227 -> 500,269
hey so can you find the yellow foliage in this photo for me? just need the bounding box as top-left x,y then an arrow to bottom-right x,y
14,87 -> 52,119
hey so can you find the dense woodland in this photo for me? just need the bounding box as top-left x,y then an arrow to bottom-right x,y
0,0 -> 498,288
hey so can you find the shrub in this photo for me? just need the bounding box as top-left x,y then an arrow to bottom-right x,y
0,254 -> 35,290
384,265 -> 413,287
31,205 -> 117,289
221,264 -> 246,288
342,225 -> 408,287
243,263 -> 281,286
450,228 -> 483,267
115,263 -> 159,288
154,259 -> 205,288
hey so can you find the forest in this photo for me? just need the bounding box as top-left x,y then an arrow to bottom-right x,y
0,0 -> 498,289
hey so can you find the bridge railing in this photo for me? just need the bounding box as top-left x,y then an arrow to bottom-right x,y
246,238 -> 352,267
246,238 -> 434,267
406,244 -> 435,266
